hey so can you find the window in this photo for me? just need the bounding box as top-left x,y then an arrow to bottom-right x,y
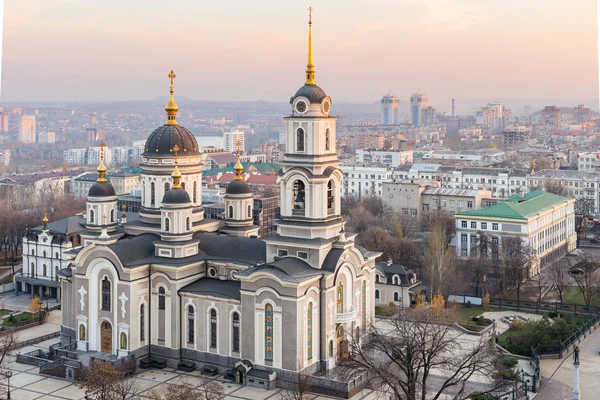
164,182 -> 170,193
193,181 -> 197,203
481,222 -> 487,229
375,275 -> 380,283
450,200 -> 455,207
43,251 -> 46,258
394,292 -> 399,302
79,324 -> 85,341
186,217 -> 190,231
329,340 -> 333,357
210,309 -> 217,348
228,206 -> 234,219
292,180 -> 306,212
247,204 -> 252,218
375,289 -> 380,299
101,277 -> 111,311
327,180 -> 334,212
120,332 -> 127,350
297,251 -> 308,260
110,209 -> 115,223
164,217 -> 170,232
31,249 -> 35,256
362,281 -> 366,331
151,182 -> 156,206
492,223 -> 499,231
188,306 -> 194,344
181,182 -> 186,191
296,128 -> 305,152
55,252 -> 59,259
277,249 -> 288,257
232,312 -> 240,353
337,282 -> 344,314
471,222 -> 476,229
31,262 -> 35,278
89,209 -> 95,224
208,268 -> 217,277
461,221 -> 467,228
140,304 -> 145,341
265,304 -> 273,361
43,264 -> 47,276
158,287 -> 165,310
325,128 -> 331,151
307,302 -> 313,360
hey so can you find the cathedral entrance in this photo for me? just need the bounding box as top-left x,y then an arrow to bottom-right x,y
100,321 -> 112,354
336,325 -> 349,360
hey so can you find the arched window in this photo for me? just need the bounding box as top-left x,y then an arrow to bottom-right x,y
89,209 -> 95,224
228,206 -> 234,219
186,217 -> 190,231
355,327 -> 360,341
362,281 -> 367,331
247,204 -> 252,218
30,262 -> 35,278
193,181 -> 197,203
265,304 -> 273,361
79,324 -> 85,341
140,304 -> 145,341
307,302 -> 313,360
158,287 -> 165,310
164,217 -> 170,232
210,309 -> 217,348
328,340 -> 333,357
393,276 -> 399,285
43,264 -> 46,277
394,292 -> 399,302
232,312 -> 240,353
181,182 -> 186,191
376,275 -> 380,283
296,128 -> 305,152
375,289 -> 380,300
43,251 -> 46,258
164,182 -> 170,193
336,282 -> 344,314
110,209 -> 115,223
325,128 -> 331,151
292,180 -> 306,212
187,306 -> 194,344
120,332 -> 127,349
327,180 -> 334,212
150,182 -> 156,206
101,277 -> 111,311
31,249 -> 35,256
55,252 -> 59,259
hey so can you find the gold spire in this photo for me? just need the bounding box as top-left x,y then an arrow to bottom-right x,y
97,140 -> 108,182
42,207 -> 49,227
171,144 -> 182,188
305,6 -> 316,85
165,70 -> 179,126
234,139 -> 244,181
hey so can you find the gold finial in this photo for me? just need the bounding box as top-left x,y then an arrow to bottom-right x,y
42,208 -> 49,227
165,70 -> 179,126
171,144 -> 182,188
97,140 -> 108,182
234,139 -> 244,181
305,6 -> 315,85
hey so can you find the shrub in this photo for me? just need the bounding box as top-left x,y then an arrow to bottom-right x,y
510,320 -> 525,331
470,392 -> 496,400
502,356 -> 518,368
7,314 -> 15,323
465,300 -> 472,308
546,311 -> 558,318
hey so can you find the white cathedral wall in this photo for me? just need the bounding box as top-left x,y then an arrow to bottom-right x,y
87,260 -> 119,354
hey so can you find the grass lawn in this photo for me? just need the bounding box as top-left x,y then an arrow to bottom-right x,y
1,311 -> 38,327
498,330 -> 529,347
0,309 -> 10,317
454,305 -> 485,323
560,286 -> 600,307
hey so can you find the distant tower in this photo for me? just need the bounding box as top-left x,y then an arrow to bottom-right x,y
410,91 -> 428,127
452,98 -> 455,117
381,91 -> 400,125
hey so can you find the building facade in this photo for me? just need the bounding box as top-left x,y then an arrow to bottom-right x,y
340,165 -> 392,198
381,92 -> 400,125
18,115 -> 36,143
410,91 -> 428,127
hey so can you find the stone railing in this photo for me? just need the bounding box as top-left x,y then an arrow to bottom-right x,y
335,306 -> 357,323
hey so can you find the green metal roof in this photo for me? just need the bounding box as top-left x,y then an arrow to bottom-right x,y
202,163 -> 280,177
456,190 -> 572,220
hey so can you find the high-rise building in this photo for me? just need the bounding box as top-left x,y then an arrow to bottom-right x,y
0,113 -> 8,132
542,106 -> 561,129
422,106 -> 437,126
381,92 -> 400,125
573,104 -> 591,123
410,91 -> 428,127
223,130 -> 245,153
38,131 -> 56,144
18,115 -> 36,143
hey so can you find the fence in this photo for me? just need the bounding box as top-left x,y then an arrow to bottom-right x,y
490,297 -> 600,315
16,349 -> 51,366
40,356 -> 83,373
13,332 -> 60,349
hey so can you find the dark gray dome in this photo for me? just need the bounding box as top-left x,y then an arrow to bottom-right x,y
88,182 -> 116,197
162,188 -> 191,204
226,180 -> 252,195
143,125 -> 200,156
290,84 -> 328,104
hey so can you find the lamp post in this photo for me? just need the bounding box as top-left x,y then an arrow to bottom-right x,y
5,370 -> 12,399
44,289 -> 50,311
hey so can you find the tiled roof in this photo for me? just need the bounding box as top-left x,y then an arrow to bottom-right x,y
246,175 -> 278,185
179,279 -> 241,300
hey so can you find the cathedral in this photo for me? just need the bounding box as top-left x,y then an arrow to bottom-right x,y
53,11 -> 380,389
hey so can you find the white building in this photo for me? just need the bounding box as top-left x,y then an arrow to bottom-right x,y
64,147 -> 113,167
340,165 -> 392,198
455,190 -> 576,277
224,130 -> 245,153
410,91 -> 428,127
381,92 -> 400,125
576,152 -> 600,172
0,149 -> 10,166
355,149 -> 413,167
527,169 -> 600,212
18,115 -> 36,143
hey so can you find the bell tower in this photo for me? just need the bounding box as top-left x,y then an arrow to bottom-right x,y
265,8 -> 344,268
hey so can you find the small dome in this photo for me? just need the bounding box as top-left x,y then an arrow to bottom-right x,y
226,180 -> 252,195
162,188 -> 191,205
290,84 -> 328,104
143,125 -> 200,156
88,181 -> 116,197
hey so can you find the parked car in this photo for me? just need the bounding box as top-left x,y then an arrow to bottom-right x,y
569,268 -> 584,275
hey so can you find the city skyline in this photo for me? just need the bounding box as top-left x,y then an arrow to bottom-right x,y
1,0 -> 598,106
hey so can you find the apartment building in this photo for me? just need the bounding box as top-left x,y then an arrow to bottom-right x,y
72,172 -> 140,199
355,149 -> 413,167
527,169 -> 600,212
340,164 -> 392,198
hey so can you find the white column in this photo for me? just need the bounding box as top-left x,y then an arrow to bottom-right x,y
573,362 -> 580,400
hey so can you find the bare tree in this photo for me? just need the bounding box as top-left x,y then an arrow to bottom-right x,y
573,254 -> 599,308
78,360 -> 129,400
574,198 -> 595,247
0,330 -> 18,397
112,378 -> 142,400
548,258 -> 571,305
149,377 -> 224,400
278,373 -> 313,400
340,309 -> 516,400
425,219 -> 455,297
500,236 -> 534,304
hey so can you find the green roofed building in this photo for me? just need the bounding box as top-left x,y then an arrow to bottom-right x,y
455,190 -> 576,278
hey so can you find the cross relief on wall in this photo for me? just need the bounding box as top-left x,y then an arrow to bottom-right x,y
119,292 -> 129,319
78,286 -> 87,312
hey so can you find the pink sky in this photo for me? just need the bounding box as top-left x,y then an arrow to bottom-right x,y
1,0 -> 598,106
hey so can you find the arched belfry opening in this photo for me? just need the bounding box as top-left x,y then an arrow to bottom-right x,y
292,180 -> 306,216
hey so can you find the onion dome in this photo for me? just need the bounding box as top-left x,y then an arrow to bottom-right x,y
162,144 -> 191,204
226,140 -> 252,195
143,70 -> 200,156
88,141 -> 116,197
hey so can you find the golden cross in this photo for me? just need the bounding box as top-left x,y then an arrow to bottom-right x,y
236,139 -> 241,155
168,70 -> 176,95
172,144 -> 180,164
308,6 -> 313,24
99,140 -> 105,159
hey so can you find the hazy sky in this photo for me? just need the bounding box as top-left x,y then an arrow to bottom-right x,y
1,0 -> 598,106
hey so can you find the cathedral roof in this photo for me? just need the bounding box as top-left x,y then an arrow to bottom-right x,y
88,181 -> 116,197
225,180 -> 252,195
179,279 -> 241,300
107,233 -> 159,266
196,233 -> 265,264
290,83 -> 328,104
162,188 -> 191,204
321,248 -> 344,271
237,257 -> 326,283
142,125 -> 200,156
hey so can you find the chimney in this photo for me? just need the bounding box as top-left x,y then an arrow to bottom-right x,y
387,256 -> 393,266
452,98 -> 455,117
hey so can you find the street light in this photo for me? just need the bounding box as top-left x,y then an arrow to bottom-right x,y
5,370 -> 12,399
44,289 -> 50,311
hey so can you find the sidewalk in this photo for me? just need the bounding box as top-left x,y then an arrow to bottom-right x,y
12,310 -> 62,343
